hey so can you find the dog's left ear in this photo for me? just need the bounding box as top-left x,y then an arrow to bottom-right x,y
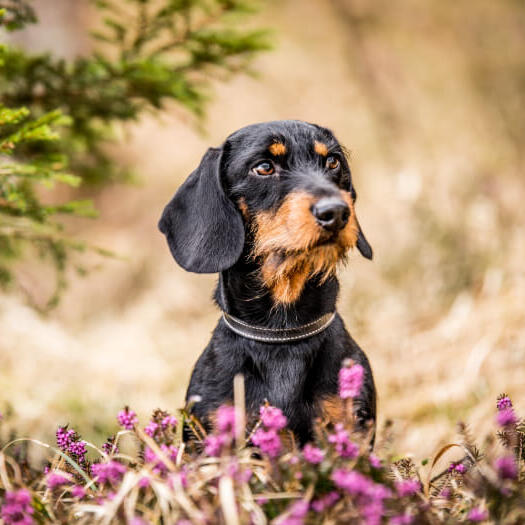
356,220 -> 373,260
350,187 -> 373,260
158,147 -> 245,273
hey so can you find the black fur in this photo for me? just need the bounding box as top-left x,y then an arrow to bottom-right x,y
159,120 -> 376,444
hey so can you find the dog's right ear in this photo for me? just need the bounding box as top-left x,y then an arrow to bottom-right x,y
158,147 -> 245,273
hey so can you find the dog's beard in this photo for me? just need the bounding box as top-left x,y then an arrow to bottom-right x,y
257,246 -> 347,304
250,191 -> 359,304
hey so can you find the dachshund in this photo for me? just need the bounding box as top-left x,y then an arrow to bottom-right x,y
159,120 -> 376,444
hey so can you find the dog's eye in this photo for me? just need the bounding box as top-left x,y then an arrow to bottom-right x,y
252,161 -> 275,176
326,156 -> 340,170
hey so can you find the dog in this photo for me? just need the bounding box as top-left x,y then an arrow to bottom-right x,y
159,120 -> 376,444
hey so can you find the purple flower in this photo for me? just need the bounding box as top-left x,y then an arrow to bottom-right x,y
91,460 -> 126,485
1,489 -> 34,525
496,408 -> 517,427
260,405 -> 287,430
251,428 -> 282,457
102,439 -> 119,455
204,434 -> 227,457
390,512 -> 414,525
468,507 -> 488,522
277,500 -> 309,525
303,444 -> 324,464
332,468 -> 390,525
161,415 -> 177,429
46,472 -> 70,490
144,445 -> 178,473
138,477 -> 150,488
56,426 -> 75,451
68,440 -> 87,458
332,469 -> 371,494
216,405 -> 238,433
71,485 -> 86,499
144,421 -> 159,437
311,491 -> 339,512
129,519 -> 148,525
497,396 -> 512,411
369,454 -> 382,469
395,479 -> 421,497
328,424 -> 359,458
338,362 -> 364,399
117,407 -> 138,430
495,456 -> 518,480
448,461 -> 466,474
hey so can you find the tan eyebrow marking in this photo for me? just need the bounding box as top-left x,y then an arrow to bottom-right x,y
268,142 -> 287,156
314,141 -> 329,156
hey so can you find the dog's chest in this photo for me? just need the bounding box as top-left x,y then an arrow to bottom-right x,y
243,345 -> 325,410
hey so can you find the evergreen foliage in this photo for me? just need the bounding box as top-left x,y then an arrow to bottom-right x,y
0,1 -> 270,307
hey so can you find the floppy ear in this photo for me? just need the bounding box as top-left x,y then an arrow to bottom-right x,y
158,147 -> 245,273
356,221 -> 373,260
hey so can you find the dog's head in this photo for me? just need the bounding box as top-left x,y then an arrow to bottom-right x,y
159,120 -> 372,304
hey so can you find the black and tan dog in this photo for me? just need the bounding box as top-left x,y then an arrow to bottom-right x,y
159,120 -> 376,444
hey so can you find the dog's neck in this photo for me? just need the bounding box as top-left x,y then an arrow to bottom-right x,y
214,260 -> 339,329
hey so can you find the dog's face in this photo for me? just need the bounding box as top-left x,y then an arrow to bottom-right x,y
159,120 -> 372,304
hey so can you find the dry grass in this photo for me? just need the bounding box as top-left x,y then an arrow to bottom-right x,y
1,0 -> 524,462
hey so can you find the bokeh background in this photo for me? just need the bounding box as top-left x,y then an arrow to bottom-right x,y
1,0 -> 524,460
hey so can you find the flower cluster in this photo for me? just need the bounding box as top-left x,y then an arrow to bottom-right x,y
332,468 -> 391,525
117,407 -> 138,430
251,405 -> 287,458
448,461 -> 466,474
328,423 -> 359,458
338,360 -> 364,399
1,489 -> 34,525
55,426 -> 87,466
91,460 -> 127,485
1,374 -> 524,525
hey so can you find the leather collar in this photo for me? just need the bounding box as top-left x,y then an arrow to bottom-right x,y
221,311 -> 336,343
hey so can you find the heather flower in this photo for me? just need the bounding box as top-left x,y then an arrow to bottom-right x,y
338,362 -> 364,399
1,488 -> 34,525
369,453 -> 382,469
204,434 -> 227,457
117,407 -> 138,430
144,420 -> 159,437
161,415 -> 177,429
102,438 -> 119,455
448,461 -> 466,474
91,460 -> 126,485
277,500 -> 309,525
495,456 -> 518,480
251,428 -> 282,457
497,396 -> 512,410
468,507 -> 488,522
144,444 -> 179,473
311,491 -> 339,512
46,472 -> 70,490
303,443 -> 324,464
496,408 -> 517,427
332,469 -> 371,494
395,479 -> 421,497
390,512 -> 414,525
68,440 -> 87,458
56,426 -> 75,451
216,405 -> 238,433
130,518 -> 148,525
71,485 -> 86,499
138,477 -> 150,488
260,405 -> 287,430
332,469 -> 390,525
328,424 -> 359,458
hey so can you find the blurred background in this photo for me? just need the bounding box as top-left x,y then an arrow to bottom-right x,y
1,0 -> 524,459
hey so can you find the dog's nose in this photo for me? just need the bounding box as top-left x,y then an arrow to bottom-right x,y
312,197 -> 350,232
